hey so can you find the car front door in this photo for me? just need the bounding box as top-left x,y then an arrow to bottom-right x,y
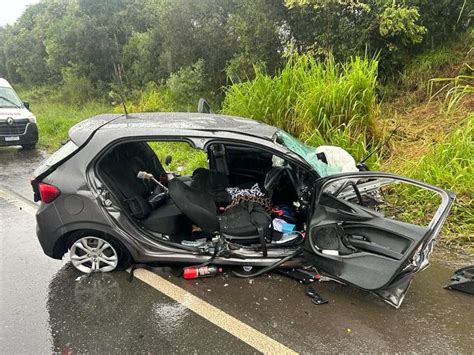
305,172 -> 455,307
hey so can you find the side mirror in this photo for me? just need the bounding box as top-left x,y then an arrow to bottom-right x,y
23,101 -> 30,110
165,155 -> 172,166
197,98 -> 213,114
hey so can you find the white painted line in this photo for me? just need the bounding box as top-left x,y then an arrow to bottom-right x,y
133,268 -> 298,354
0,187 -> 38,216
0,187 -> 298,354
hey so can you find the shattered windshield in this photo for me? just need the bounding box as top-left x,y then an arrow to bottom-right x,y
274,130 -> 343,177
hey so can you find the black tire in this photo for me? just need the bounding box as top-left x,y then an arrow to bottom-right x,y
68,231 -> 132,272
22,144 -> 36,150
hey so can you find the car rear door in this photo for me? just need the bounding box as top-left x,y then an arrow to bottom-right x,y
305,172 -> 455,307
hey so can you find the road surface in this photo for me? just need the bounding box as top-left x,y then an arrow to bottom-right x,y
0,147 -> 472,353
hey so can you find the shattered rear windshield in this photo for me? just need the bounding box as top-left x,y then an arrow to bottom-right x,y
274,130 -> 342,177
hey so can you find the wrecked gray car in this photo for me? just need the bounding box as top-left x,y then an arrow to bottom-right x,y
31,112 -> 455,308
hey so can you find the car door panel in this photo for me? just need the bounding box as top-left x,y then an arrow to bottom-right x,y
305,172 -> 455,307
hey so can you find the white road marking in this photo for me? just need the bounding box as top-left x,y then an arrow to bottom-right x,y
0,186 -> 38,216
0,187 -> 298,354
133,268 -> 297,354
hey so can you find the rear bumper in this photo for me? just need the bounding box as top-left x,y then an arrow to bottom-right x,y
36,202 -> 65,259
0,123 -> 38,146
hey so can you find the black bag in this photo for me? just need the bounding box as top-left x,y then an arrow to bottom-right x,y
219,201 -> 271,240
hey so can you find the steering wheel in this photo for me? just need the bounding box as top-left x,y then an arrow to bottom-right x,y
264,165 -> 298,198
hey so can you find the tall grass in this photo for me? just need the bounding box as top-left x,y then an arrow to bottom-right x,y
148,142 -> 208,176
403,114 -> 473,249
222,53 -> 380,163
428,69 -> 474,114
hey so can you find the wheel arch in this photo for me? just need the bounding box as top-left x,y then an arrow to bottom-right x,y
52,226 -> 137,262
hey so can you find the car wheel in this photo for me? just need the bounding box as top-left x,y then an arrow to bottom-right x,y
69,234 -> 131,273
22,144 -> 36,150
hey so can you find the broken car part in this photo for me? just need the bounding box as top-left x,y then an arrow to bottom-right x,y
444,266 -> 474,295
31,112 -> 455,308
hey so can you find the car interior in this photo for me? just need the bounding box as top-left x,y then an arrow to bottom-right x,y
97,140 -> 437,281
98,141 -> 313,248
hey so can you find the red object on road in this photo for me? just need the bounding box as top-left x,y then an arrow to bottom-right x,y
183,265 -> 223,279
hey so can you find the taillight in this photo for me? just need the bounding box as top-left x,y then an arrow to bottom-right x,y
38,182 -> 61,203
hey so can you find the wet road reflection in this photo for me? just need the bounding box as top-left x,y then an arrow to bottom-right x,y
1,149 -> 473,353
45,265 -> 252,354
0,147 -> 46,197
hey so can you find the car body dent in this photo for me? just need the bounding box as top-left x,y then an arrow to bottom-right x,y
33,113 -> 456,308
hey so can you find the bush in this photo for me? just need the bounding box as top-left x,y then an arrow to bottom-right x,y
120,60 -> 213,114
166,59 -> 211,111
119,82 -> 173,113
60,67 -> 96,105
222,52 -> 380,163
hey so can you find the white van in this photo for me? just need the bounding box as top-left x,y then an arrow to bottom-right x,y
0,78 -> 38,149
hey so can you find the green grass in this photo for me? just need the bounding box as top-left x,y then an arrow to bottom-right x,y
428,71 -> 474,114
35,101 -> 110,150
222,53 -> 381,165
148,141 -> 208,176
381,32 -> 472,103
17,86 -> 110,151
403,114 -> 473,249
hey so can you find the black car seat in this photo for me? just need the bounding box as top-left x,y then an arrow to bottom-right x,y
169,178 -> 271,242
100,142 -> 165,199
190,167 -> 232,207
100,142 -> 192,235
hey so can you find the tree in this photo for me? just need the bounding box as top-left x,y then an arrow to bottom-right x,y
226,0 -> 286,80
153,0 -> 238,88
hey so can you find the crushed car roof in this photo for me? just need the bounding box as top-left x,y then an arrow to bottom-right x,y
69,112 -> 279,146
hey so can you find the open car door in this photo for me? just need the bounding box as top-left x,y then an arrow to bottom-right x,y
304,172 -> 455,308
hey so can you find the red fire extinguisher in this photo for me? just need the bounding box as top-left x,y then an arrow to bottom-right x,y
183,265 -> 223,279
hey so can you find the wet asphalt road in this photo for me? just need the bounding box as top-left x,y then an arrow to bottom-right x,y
1,147 -> 473,354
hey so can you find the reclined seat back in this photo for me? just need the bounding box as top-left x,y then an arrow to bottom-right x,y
169,177 -> 271,241
190,168 -> 232,206
168,178 -> 220,233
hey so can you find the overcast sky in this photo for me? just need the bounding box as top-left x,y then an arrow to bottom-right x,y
0,0 -> 41,27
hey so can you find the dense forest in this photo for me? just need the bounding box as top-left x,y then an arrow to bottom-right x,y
0,0 -> 472,248
0,0 -> 471,102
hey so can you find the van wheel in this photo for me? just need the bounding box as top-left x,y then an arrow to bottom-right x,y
22,144 -> 36,150
68,232 -> 132,273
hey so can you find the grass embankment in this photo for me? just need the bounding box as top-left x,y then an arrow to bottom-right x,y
16,86 -> 110,151
377,37 -> 473,251
222,54 -> 381,167
16,41 -> 473,250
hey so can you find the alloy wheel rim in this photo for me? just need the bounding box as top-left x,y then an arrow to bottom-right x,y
70,237 -> 118,273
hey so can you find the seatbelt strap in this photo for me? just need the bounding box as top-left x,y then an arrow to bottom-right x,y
248,202 -> 267,257
212,145 -> 229,175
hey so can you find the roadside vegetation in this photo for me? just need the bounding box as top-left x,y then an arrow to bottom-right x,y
16,86 -> 109,150
3,0 -> 473,250
222,54 -> 381,167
